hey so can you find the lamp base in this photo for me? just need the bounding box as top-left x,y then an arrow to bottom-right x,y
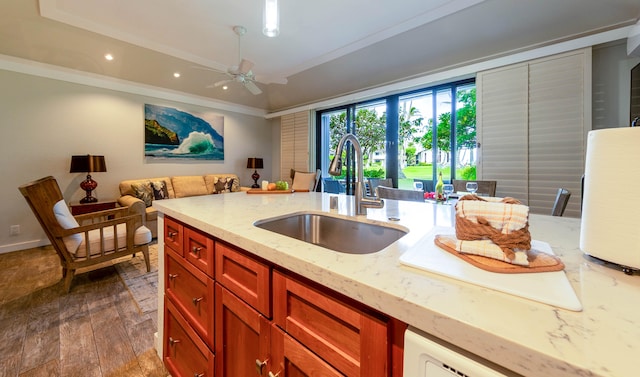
251,170 -> 260,188
80,174 -> 98,203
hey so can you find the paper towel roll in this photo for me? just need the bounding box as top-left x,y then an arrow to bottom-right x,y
580,127 -> 640,270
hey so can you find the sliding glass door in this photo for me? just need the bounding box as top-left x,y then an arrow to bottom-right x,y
317,79 -> 476,194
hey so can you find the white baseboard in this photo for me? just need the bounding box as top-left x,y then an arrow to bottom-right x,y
0,239 -> 50,254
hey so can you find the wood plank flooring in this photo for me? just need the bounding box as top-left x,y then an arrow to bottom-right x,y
0,245 -> 168,377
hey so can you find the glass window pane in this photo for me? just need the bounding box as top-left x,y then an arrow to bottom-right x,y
455,84 -> 477,180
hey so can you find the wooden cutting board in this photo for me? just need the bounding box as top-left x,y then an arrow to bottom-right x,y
400,227 -> 582,311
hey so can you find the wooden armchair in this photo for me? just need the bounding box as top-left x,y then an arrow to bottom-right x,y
19,176 -> 152,292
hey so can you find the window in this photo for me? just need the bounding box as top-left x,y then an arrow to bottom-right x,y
316,79 -> 476,193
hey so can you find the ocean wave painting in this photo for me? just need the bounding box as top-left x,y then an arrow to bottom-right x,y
144,104 -> 224,161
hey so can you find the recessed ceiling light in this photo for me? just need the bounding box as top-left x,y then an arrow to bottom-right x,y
222,85 -> 228,90
173,72 -> 181,78
104,53 -> 114,61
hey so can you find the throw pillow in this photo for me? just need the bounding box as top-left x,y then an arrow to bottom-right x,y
52,199 -> 82,254
150,180 -> 169,200
292,171 -> 318,191
131,182 -> 153,207
213,177 -> 235,194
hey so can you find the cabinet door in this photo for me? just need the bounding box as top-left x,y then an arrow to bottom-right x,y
164,298 -> 214,377
166,251 -> 215,349
185,227 -> 215,277
215,241 -> 271,317
273,271 -> 389,377
215,283 -> 271,377
271,325 -> 344,377
164,217 -> 184,256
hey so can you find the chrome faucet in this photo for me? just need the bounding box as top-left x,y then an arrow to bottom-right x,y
328,133 -> 384,215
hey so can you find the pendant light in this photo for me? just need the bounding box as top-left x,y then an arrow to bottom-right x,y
262,0 -> 279,37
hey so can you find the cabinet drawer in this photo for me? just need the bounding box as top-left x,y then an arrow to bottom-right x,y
185,227 -> 214,277
164,217 -> 183,256
165,250 -> 214,349
164,298 -> 214,377
271,325 -> 344,377
215,241 -> 271,317
273,271 -> 389,377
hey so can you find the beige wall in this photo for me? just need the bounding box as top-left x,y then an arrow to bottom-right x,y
0,70 -> 272,253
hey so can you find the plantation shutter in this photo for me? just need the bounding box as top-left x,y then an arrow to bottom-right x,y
477,48 -> 590,216
528,51 -> 589,217
477,63 -> 529,203
280,111 -> 310,182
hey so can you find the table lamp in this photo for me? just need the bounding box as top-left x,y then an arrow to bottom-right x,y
70,155 -> 107,203
247,157 -> 263,188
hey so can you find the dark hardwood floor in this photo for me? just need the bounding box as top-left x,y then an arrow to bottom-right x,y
0,245 -> 168,377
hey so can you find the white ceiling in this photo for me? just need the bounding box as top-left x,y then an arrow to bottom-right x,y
1,0 -> 639,112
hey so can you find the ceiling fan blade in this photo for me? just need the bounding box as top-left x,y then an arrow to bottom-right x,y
237,59 -> 255,74
244,80 -> 262,95
191,65 -> 227,74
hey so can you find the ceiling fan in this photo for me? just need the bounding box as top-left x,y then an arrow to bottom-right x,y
196,25 -> 262,95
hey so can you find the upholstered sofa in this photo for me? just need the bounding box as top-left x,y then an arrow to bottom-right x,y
118,174 -> 247,237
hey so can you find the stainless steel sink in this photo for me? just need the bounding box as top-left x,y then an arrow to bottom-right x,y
254,212 -> 407,254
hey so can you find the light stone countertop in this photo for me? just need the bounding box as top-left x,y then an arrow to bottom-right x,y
153,192 -> 640,377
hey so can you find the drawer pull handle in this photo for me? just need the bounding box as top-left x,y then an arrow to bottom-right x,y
255,358 -> 268,375
169,337 -> 181,347
193,374 -> 204,377
268,372 -> 281,377
191,246 -> 202,257
192,297 -> 204,306
168,231 -> 177,240
168,273 -> 178,280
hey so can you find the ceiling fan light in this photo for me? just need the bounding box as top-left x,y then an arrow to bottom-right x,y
262,0 -> 279,37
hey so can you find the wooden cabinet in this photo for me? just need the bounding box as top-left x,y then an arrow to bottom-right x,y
164,298 -> 214,377
215,240 -> 271,317
164,216 -> 183,256
165,251 -> 215,349
162,215 -> 405,377
214,283 -> 271,377
185,227 -> 215,277
273,271 -> 389,377
270,325 -> 344,377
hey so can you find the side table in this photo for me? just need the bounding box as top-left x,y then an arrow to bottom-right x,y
70,200 -> 117,216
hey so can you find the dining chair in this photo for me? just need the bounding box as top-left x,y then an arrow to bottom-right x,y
323,178 -> 345,194
452,179 -> 497,197
412,179 -> 435,192
368,178 -> 393,196
376,186 -> 424,202
551,188 -> 571,216
19,176 -> 152,292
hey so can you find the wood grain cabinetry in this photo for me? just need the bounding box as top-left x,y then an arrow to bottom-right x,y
273,270 -> 390,377
164,298 -> 214,377
214,283 -> 271,377
162,215 -> 405,377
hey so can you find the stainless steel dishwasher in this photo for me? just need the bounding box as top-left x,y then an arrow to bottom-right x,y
403,327 -> 517,377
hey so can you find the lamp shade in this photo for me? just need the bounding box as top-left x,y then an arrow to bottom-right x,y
247,158 -> 264,169
70,155 -> 107,173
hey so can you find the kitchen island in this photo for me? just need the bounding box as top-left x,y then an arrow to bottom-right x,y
153,191 -> 640,377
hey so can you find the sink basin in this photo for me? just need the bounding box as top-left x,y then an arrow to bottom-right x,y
254,212 -> 407,254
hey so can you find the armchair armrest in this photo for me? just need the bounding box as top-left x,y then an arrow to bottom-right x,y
118,194 -> 147,221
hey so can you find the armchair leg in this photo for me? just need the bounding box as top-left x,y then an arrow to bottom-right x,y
141,245 -> 151,272
63,269 -> 75,293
